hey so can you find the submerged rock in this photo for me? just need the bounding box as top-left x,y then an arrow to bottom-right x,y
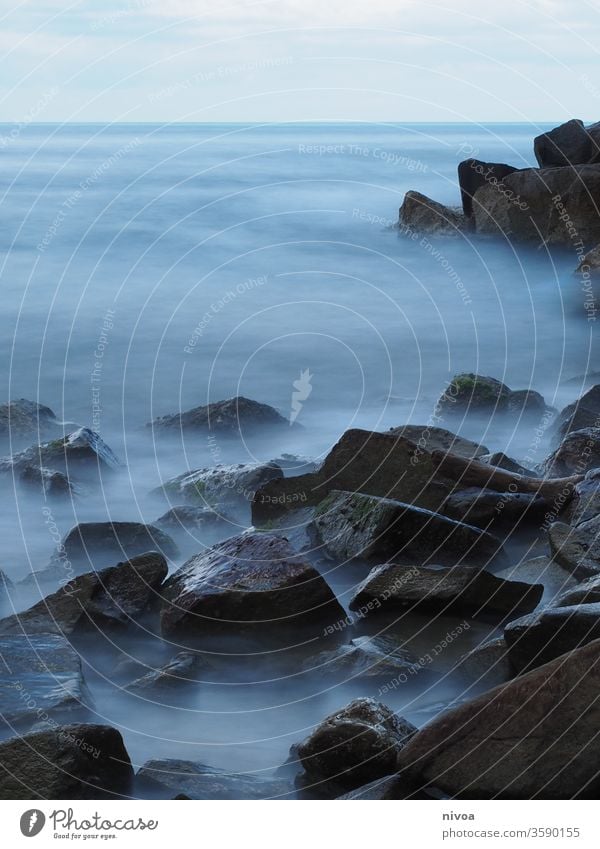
137,759 -> 292,800
125,651 -> 211,695
0,724 -> 133,799
148,396 -> 288,434
160,533 -> 344,638
0,427 -> 120,479
0,635 -> 90,727
457,637 -> 512,689
302,636 -> 421,682
155,462 -> 282,513
385,639 -> 600,798
350,562 -> 541,618
310,490 -> 504,567
18,463 -> 74,497
296,698 -> 416,795
1,552 -> 168,636
0,398 -> 59,442
399,190 -> 465,236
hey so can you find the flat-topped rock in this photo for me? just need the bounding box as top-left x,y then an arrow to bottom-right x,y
148,396 -> 288,434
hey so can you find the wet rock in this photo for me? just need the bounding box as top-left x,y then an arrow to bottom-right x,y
350,562 -> 541,618
301,636 -> 421,682
548,517 -> 600,579
137,759 -> 292,800
311,490 -> 504,567
296,698 -> 416,795
505,603 -> 600,673
550,574 -> 600,608
125,652 -> 211,694
0,569 -> 13,615
0,724 -> 133,799
542,427 -> 600,477
498,555 -> 576,603
436,373 -> 548,421
479,452 -> 538,476
155,462 -> 282,514
0,427 -> 120,478
387,424 -> 488,459
1,552 -> 168,635
568,468 -> 600,525
0,399 -> 59,443
576,243 -> 600,276
0,635 -> 90,727
399,190 -> 465,236
442,487 -> 548,528
533,119 -> 598,167
154,505 -> 233,534
160,533 -> 344,638
18,464 -> 74,497
554,386 -> 600,440
458,159 -> 519,219
457,637 -> 512,690
385,639 -> 600,798
148,396 -> 288,434
269,454 -> 318,475
473,165 -> 600,247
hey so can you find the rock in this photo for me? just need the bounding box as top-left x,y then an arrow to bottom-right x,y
399,191 -> 464,235
0,427 -> 120,479
479,452 -> 538,476
253,428 -> 456,522
0,635 -> 90,727
269,454 -> 318,475
550,574 -> 600,608
553,386 -> 600,440
0,399 -> 59,442
0,724 -> 133,799
0,552 -> 168,635
301,636 -> 421,682
41,521 -> 177,579
505,603 -> 600,673
473,165 -> 600,247
387,424 -> 488,459
350,562 -> 541,618
567,468 -> 600,524
385,639 -> 600,798
442,487 -> 549,528
542,427 -> 600,476
311,490 -> 504,567
458,159 -> 519,218
0,569 -> 13,614
18,464 -> 74,497
457,637 -> 512,690
125,652 -> 210,694
576,243 -> 600,276
296,698 -> 416,795
548,516 -> 600,578
533,119 -> 596,167
154,463 -> 283,514
160,533 -> 344,638
498,555 -> 576,603
436,373 -> 548,420
137,759 -> 292,800
148,396 -> 288,434
155,505 -> 232,533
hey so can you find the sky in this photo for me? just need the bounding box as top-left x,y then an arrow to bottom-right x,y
1,0 -> 600,123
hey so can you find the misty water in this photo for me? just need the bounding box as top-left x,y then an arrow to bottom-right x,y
0,122 -> 596,790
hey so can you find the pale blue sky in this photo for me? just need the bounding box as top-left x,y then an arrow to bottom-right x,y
1,0 -> 600,123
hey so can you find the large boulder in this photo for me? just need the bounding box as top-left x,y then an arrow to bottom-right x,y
442,487 -> 549,528
479,451 -> 538,476
473,165 -> 600,247
458,159 -> 519,219
0,724 -> 133,799
387,424 -> 488,459
310,490 -> 504,567
505,603 -> 600,673
436,373 -> 547,420
533,119 -> 599,167
542,427 -> 600,477
548,516 -> 600,579
0,552 -> 168,636
384,639 -> 600,798
154,505 -> 233,535
0,398 -> 59,443
553,385 -> 600,440
0,635 -> 90,727
296,698 -> 416,795
137,759 -> 292,800
398,190 -> 465,236
457,637 -> 512,690
0,427 -> 120,477
160,533 -> 344,638
17,464 -> 74,498
148,396 -> 288,434
350,562 -> 541,618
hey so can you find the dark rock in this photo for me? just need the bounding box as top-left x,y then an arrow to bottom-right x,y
301,636 -> 421,682
534,119 -> 595,167
553,386 -> 600,440
387,424 -> 488,459
498,555 -> 576,603
548,516 -> 600,578
311,490 -> 504,567
154,463 -> 282,513
0,399 -> 59,442
568,468 -> 600,525
160,533 -> 344,638
457,637 -> 512,689
458,159 -> 519,218
137,759 -> 292,800
148,396 -> 288,434
385,639 -> 600,798
399,191 -> 464,235
542,427 -> 600,476
576,244 -> 600,276
480,452 -> 539,476
0,427 -> 120,478
550,574 -> 600,608
0,724 -> 132,799
505,603 -> 600,673
442,487 -> 549,528
296,698 -> 416,795
473,165 -> 600,247
18,464 -> 74,497
1,552 -> 168,635
155,505 -> 232,533
350,562 -> 541,618
0,635 -> 90,727
125,652 -> 211,694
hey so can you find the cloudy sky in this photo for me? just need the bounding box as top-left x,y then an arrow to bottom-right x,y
1,0 -> 599,123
